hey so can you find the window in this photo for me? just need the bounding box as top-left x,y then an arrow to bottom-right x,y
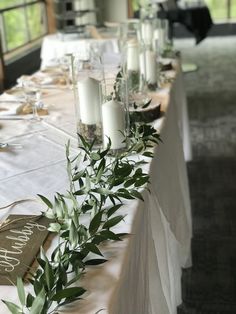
0,0 -> 47,54
205,0 -> 236,21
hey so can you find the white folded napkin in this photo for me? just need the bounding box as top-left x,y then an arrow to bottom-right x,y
0,93 -> 25,116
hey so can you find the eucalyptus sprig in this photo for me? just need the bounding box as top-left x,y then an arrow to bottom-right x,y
2,122 -> 161,314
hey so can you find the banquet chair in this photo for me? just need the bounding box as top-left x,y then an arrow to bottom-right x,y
158,0 -> 179,41
159,0 -> 213,72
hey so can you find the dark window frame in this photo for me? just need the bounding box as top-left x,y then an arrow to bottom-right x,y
0,0 -> 48,55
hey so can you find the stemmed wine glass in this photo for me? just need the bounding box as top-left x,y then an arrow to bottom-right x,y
18,78 -> 43,121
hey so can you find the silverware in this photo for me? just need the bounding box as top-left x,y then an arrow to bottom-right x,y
0,116 -> 29,120
0,142 -> 23,149
0,99 -> 25,103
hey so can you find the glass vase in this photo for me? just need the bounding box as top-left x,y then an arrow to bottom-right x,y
71,52 -> 104,146
99,77 -> 129,155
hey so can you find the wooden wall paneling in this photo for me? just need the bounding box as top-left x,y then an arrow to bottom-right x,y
128,0 -> 134,18
45,0 -> 56,34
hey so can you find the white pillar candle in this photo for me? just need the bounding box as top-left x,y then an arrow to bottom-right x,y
139,52 -> 146,78
78,77 -> 101,125
88,0 -> 95,10
145,50 -> 157,84
139,50 -> 157,84
127,40 -> 139,72
102,100 -> 126,150
158,28 -> 166,52
80,0 -> 87,10
141,22 -> 153,46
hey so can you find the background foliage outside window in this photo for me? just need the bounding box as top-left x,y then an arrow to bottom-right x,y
186,0 -> 236,20
0,0 -> 47,53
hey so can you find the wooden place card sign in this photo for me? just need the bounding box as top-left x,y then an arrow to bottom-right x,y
0,215 -> 50,285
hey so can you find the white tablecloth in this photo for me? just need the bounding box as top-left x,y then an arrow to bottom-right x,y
0,63 -> 192,314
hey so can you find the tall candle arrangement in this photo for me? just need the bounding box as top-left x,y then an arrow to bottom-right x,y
99,77 -> 129,154
138,4 -> 160,91
71,52 -> 104,146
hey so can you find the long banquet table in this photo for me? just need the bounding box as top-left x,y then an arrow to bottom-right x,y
0,56 -> 192,314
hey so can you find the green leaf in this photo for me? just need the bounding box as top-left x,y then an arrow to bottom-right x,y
37,194 -> 53,209
114,163 -> 133,177
124,178 -> 136,188
45,261 -> 54,290
69,221 -> 78,248
112,177 -> 125,187
85,243 -> 103,256
17,277 -> 25,306
37,257 -> 46,269
66,272 -> 82,287
131,190 -> 144,201
91,235 -> 107,245
29,289 -> 45,314
117,190 -> 134,200
97,158 -> 106,173
103,215 -> 124,229
85,258 -> 107,266
142,151 -> 154,158
26,294 -> 34,308
92,188 -> 111,195
2,300 -> 22,314
51,287 -> 86,302
58,265 -> 68,286
45,208 -> 55,220
72,170 -> 85,181
107,204 -> 123,218
100,230 -> 121,241
48,222 -> 61,233
134,176 -> 149,188
85,172 -> 91,191
99,148 -> 110,159
89,211 -> 103,235
142,98 -> 152,109
33,279 -> 43,296
74,189 -> 86,196
90,152 -> 100,161
78,133 -> 89,149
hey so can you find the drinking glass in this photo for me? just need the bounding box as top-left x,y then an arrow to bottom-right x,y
18,78 -> 42,121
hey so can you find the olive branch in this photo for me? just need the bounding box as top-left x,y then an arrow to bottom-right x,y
2,123 -> 161,314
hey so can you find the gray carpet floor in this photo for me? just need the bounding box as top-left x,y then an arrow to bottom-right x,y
174,36 -> 236,313
176,36 -> 236,159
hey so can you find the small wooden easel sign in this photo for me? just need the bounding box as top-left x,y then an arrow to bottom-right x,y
0,215 -> 50,285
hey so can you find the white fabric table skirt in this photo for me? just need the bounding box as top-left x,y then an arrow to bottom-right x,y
0,65 -> 192,314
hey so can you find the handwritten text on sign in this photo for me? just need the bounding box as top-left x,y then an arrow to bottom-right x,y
0,215 -> 50,285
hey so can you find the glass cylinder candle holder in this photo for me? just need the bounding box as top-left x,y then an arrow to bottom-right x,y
139,41 -> 159,91
139,3 -> 158,46
71,52 -> 104,147
158,19 -> 172,56
118,19 -> 140,53
126,39 -> 142,91
99,77 -> 129,155
123,39 -> 149,109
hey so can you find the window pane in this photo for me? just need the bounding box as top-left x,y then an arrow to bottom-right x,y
27,3 -> 47,40
230,0 -> 236,18
4,8 -> 27,50
204,0 -> 228,20
0,1 -> 24,10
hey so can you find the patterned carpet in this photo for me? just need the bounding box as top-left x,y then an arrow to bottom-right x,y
174,36 -> 236,313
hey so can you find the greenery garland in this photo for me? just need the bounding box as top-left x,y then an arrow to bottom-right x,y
2,123 -> 161,314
